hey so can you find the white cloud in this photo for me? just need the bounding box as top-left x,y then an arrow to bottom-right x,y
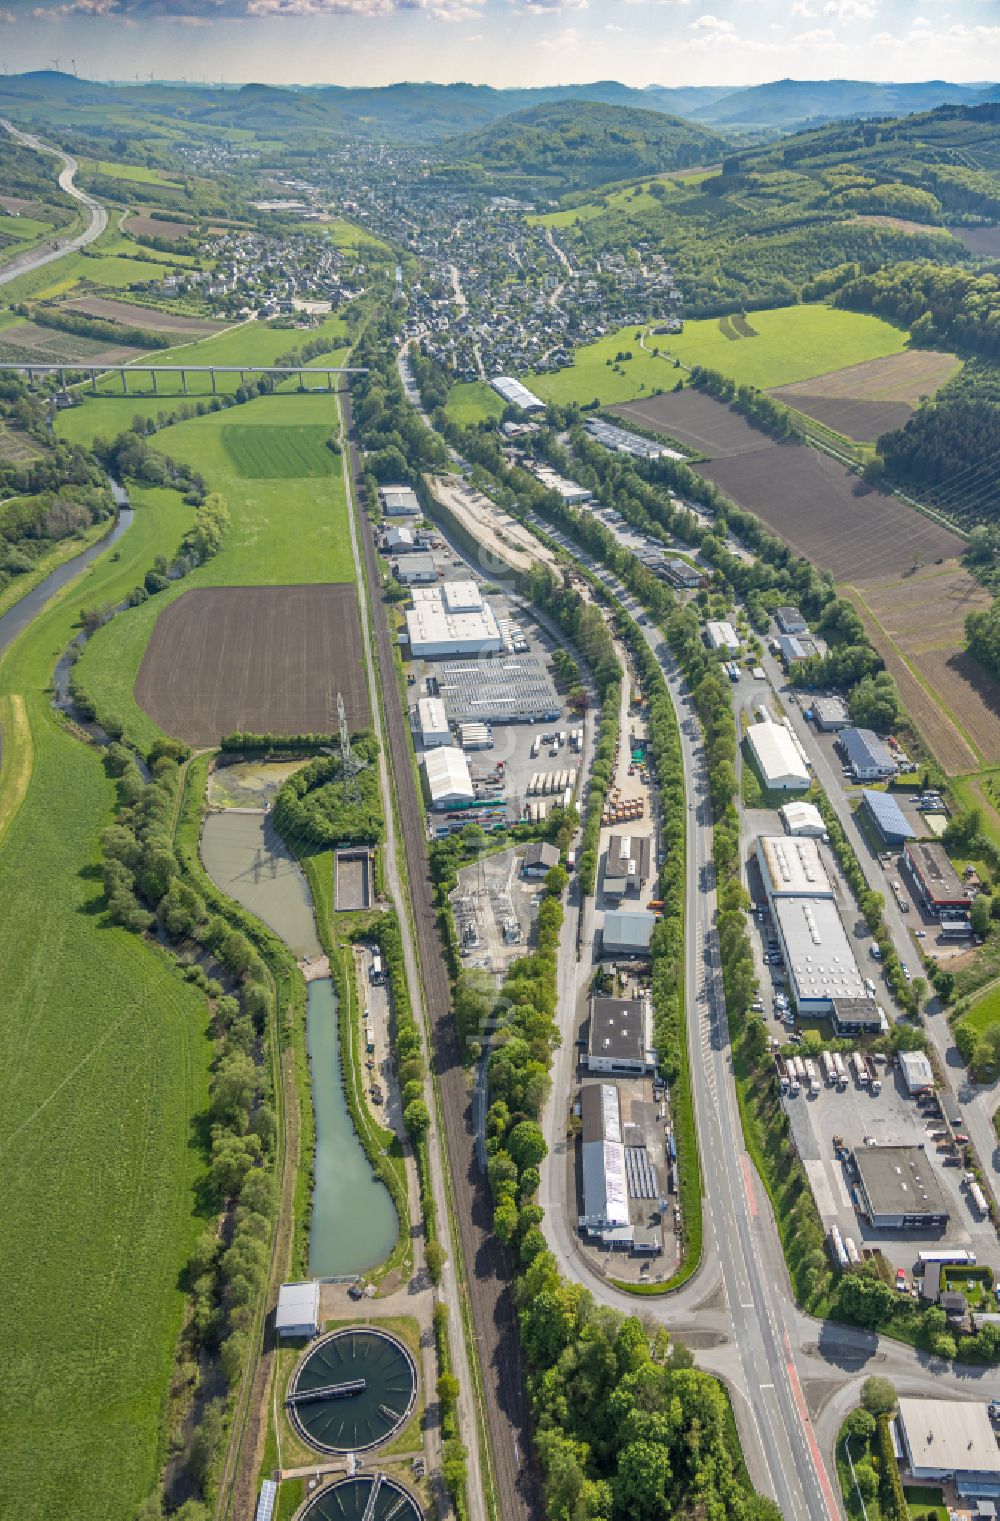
823,0 -> 876,19
790,0 -> 816,14
537,23 -> 582,43
792,25 -> 837,41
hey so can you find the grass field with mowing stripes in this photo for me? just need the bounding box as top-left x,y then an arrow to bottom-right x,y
222,423 -> 336,479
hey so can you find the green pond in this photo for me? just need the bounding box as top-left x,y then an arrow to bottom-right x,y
200,801 -> 396,1276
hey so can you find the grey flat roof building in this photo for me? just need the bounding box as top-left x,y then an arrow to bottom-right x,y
776,606 -> 807,634
853,1145 -> 950,1229
812,695 -> 850,731
436,653 -> 561,724
838,727 -> 898,779
587,996 -> 656,1074
602,909 -> 657,959
522,841 -> 560,877
897,1398 -> 1000,1497
605,833 -> 651,896
831,996 -> 882,1035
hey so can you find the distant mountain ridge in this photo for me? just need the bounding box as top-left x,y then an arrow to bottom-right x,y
0,71 -> 997,143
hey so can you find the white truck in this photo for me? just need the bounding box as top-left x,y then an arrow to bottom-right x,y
803,1058 -> 821,1097
851,1051 -> 869,1087
832,1051 -> 849,1090
821,1051 -> 837,1087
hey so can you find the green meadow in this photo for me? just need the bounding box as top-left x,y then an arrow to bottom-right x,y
444,379 -> 505,426
71,391 -> 354,751
0,488 -> 211,1521
83,157 -> 185,189
528,304 -> 910,405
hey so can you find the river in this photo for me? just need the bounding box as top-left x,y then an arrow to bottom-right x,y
200,794 -> 396,1278
0,481 -> 133,659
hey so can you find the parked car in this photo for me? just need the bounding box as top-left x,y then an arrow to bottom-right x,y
895,1269 -> 908,1292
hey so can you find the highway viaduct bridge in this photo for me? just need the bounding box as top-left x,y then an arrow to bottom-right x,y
0,363 -> 367,394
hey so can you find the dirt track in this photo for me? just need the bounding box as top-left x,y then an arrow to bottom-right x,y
345,390 -> 539,1521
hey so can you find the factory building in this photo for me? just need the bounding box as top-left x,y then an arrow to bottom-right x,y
435,654 -> 560,724
587,996 -> 657,1075
579,1082 -> 630,1236
810,695 -> 850,732
705,619 -> 741,653
775,606 -> 808,635
490,375 -> 546,412
896,1399 -> 1000,1499
746,720 -> 810,791
830,997 -> 883,1036
423,746 -> 474,809
393,552 -> 437,585
772,894 -> 866,1011
860,789 -> 915,847
601,909 -> 657,960
379,484 -> 422,517
384,525 -> 417,554
664,559 -> 706,589
853,1145 -> 950,1230
756,835 -> 832,900
405,583 -> 503,658
780,800 -> 826,837
777,633 -> 824,665
521,841 -> 560,879
413,696 -> 451,749
531,463 -> 593,505
837,727 -> 898,781
584,417 -> 683,461
604,832 -> 652,899
903,840 -> 973,916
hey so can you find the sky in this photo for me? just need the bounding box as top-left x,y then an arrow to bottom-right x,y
0,0 -> 999,89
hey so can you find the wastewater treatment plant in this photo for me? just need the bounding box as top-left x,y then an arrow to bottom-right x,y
287,1327 -> 418,1455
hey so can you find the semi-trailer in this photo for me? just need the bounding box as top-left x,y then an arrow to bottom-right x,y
821,1051 -> 837,1086
828,1225 -> 848,1270
775,1055 -> 790,1093
844,1236 -> 860,1265
803,1058 -> 821,1096
851,1051 -> 869,1086
865,1055 -> 882,1094
969,1181 -> 989,1217
832,1052 -> 848,1089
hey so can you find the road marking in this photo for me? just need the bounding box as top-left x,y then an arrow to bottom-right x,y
783,1331 -> 840,1521
740,1152 -> 759,1218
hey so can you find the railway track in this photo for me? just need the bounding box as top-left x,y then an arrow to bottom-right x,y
344,391 -> 538,1521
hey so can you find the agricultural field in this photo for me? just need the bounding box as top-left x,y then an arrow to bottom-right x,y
0,318 -> 146,367
642,304 -> 911,391
61,296 -> 229,338
0,484 -> 212,1521
82,157 -> 185,189
612,387 -> 770,458
444,379 -> 505,426
135,583 -> 369,744
952,225 -> 1000,257
124,214 -> 193,243
772,349 -> 962,442
71,391 -> 356,750
222,424 -> 337,479
0,421 -> 41,464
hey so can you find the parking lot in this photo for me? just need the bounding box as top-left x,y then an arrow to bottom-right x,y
781,1055 -> 997,1277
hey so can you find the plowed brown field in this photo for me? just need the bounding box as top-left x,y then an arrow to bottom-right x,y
135,584 -> 369,744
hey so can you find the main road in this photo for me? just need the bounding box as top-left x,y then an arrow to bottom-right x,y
0,117 -> 108,286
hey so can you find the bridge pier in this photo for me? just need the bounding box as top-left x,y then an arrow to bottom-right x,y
91,370 -> 97,394
121,369 -> 128,394
210,368 -> 216,394
327,370 -> 333,393
181,370 -> 188,395
151,370 -> 158,395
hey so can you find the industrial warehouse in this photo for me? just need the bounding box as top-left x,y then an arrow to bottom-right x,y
579,1083 -> 663,1256
433,653 -> 560,724
405,582 -> 503,658
490,375 -> 546,411
746,718 -> 810,791
586,995 -> 657,1076
756,835 -> 868,1012
852,1145 -> 951,1230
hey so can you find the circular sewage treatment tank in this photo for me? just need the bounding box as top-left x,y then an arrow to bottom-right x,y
297,1474 -> 423,1521
288,1328 -> 418,1454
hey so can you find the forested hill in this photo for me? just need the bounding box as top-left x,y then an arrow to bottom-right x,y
442,102 -> 726,194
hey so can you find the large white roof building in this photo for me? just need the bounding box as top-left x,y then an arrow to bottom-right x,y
772,894 -> 866,1012
896,1398 -> 1000,1497
490,375 -> 546,412
756,835 -> 832,900
423,745 -> 474,809
414,696 -> 451,749
780,800 -> 826,836
706,619 -> 741,653
746,720 -> 810,791
406,584 -> 502,658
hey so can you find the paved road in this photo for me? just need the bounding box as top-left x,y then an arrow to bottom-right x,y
0,117 -> 108,286
343,388 -> 540,1521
